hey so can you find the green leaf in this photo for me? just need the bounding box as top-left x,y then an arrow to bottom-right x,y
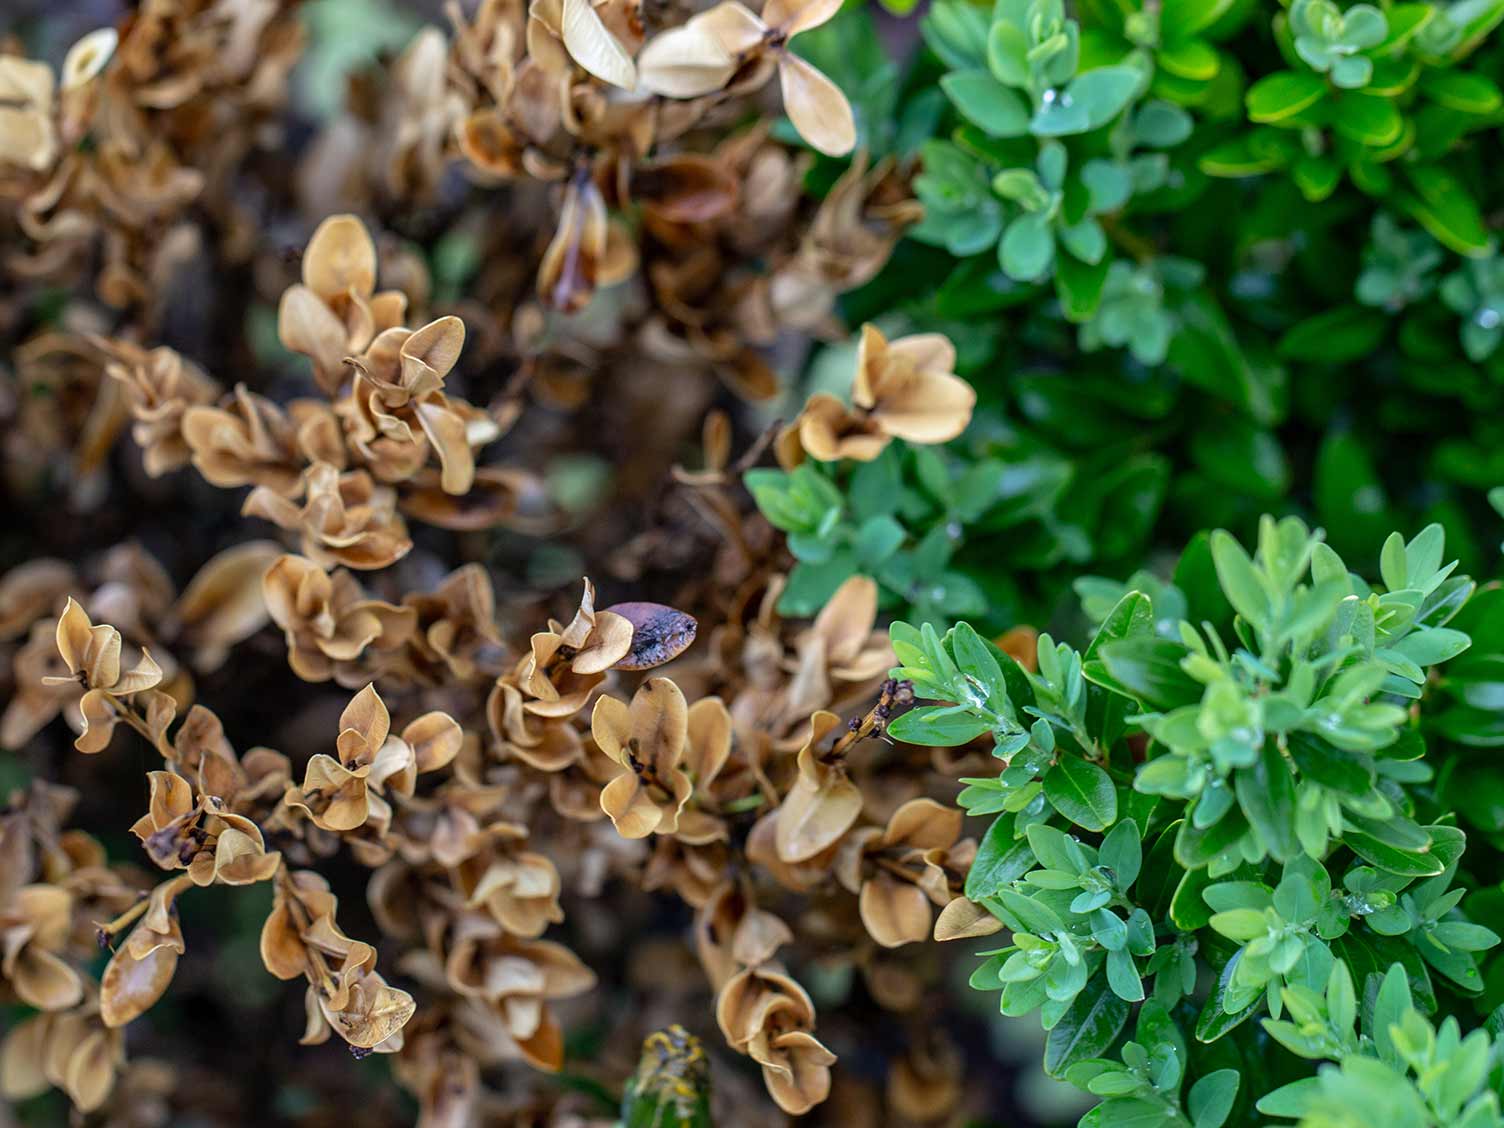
1343,828 -> 1446,876
1160,0 -> 1236,40
1188,1070 -> 1239,1128
1106,947 -> 1144,1001
885,706 -> 992,746
996,888 -> 1067,935
1235,742 -> 1298,861
854,515 -> 906,567
1210,530 -> 1270,629
1070,66 -> 1144,130
1287,733 -> 1375,795
986,19 -> 1029,87
1098,819 -> 1143,889
1292,154 -> 1342,203
1256,1078 -> 1320,1117
999,212 -> 1056,280
1085,592 -> 1155,660
1419,69 -> 1502,114
966,815 -> 1036,899
1399,166 -> 1496,257
1392,627 -> 1470,666
1055,252 -> 1111,322
1333,91 -> 1404,146
1095,637 -> 1203,710
1044,982 -> 1130,1074
1370,962 -> 1412,1068
940,70 -> 1031,137
951,621 -> 1004,694
1246,71 -> 1328,122
1279,306 -> 1388,364
1044,757 -> 1118,832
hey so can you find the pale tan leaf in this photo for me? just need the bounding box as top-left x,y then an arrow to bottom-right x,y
859,875 -> 932,948
637,22 -> 735,97
562,0 -> 637,89
302,215 -> 376,300
779,54 -> 855,158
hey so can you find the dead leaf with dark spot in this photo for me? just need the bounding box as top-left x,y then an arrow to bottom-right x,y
605,601 -> 698,670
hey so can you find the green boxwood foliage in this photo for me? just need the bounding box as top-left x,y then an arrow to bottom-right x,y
891,516 -> 1504,1127
756,0 -> 1504,630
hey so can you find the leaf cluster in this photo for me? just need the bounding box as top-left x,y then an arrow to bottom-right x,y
894,517 -> 1504,1126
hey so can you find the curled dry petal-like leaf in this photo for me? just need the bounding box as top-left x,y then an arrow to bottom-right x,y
0,1013 -> 51,1100
796,394 -> 888,463
111,649 -> 162,696
882,798 -> 962,851
809,575 -> 877,664
340,683 -> 391,761
868,372 -> 976,444
9,946 -> 83,1010
599,773 -> 665,838
400,316 -> 466,391
561,0 -> 636,89
60,27 -> 117,91
171,541 -> 281,668
765,0 -> 844,36
859,875 -> 933,948
592,678 -> 693,836
684,696 -> 732,784
259,903 -> 307,981
303,214 -> 376,301
323,977 -> 417,1050
696,1 -> 769,52
757,1029 -> 836,1116
637,19 -> 736,97
775,769 -> 862,863
852,324 -> 975,444
403,711 -> 464,773
53,597 -> 117,686
414,400 -> 476,496
627,677 -> 689,776
75,689 -> 119,754
538,176 -> 609,314
569,609 -> 633,674
0,57 -> 56,171
515,1012 -> 565,1071
100,938 -> 180,1028
778,53 -> 855,158
933,896 -> 1004,942
634,156 -> 741,224
278,286 -> 348,376
605,602 -> 698,670
730,909 -> 793,966
64,1029 -> 117,1112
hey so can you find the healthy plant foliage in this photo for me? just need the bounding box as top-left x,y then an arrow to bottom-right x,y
895,517 -> 1504,1126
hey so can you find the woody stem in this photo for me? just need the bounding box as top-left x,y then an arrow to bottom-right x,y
96,875 -> 194,946
822,678 -> 913,764
96,896 -> 150,943
108,693 -> 171,760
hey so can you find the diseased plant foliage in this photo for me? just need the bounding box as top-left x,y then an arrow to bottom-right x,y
1,0 -> 1503,1125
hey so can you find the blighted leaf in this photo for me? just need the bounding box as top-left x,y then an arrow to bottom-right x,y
779,52 -> 856,157
562,0 -> 637,89
775,769 -> 863,861
605,602 -> 698,670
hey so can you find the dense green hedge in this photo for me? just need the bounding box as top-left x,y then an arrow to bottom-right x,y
754,0 -> 1504,633
750,1 -> 1504,1123
897,517 -> 1504,1126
